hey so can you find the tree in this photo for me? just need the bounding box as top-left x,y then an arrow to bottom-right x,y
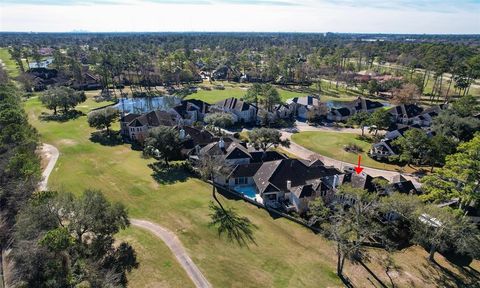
392,128 -> 430,166
421,134 -> 480,206
11,190 -> 138,287
451,94 -> 480,118
326,185 -> 382,277
347,112 -> 370,136
143,126 -> 181,166
87,107 -> 118,133
204,113 -> 234,133
412,205 -> 480,262
244,83 -> 281,112
197,153 -> 257,247
244,83 -> 262,107
247,128 -> 290,151
307,197 -> 329,226
432,110 -> 480,143
209,203 -> 257,247
368,109 -> 392,135
39,86 -> 86,114
391,83 -> 421,105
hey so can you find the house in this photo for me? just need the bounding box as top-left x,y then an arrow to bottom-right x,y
251,159 -> 344,212
198,138 -> 252,167
210,97 -> 258,123
352,97 -> 384,113
123,110 -> 177,142
178,126 -> 215,156
120,113 -> 141,137
72,68 -> 102,90
327,97 -> 384,122
272,103 -> 294,119
327,107 -> 352,122
170,99 -> 210,125
343,172 -> 389,194
286,95 -> 326,120
411,104 -> 447,127
211,64 -> 241,81
388,104 -> 424,125
369,139 -> 398,160
196,138 -> 286,167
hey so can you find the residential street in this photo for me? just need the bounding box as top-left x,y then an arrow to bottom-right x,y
280,130 -> 421,187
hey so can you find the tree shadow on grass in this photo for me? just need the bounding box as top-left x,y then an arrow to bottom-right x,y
89,131 -> 124,146
148,162 -> 189,184
415,257 -> 478,288
39,110 -> 84,122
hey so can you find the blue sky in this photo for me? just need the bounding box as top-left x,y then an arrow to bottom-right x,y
1,0 -> 479,33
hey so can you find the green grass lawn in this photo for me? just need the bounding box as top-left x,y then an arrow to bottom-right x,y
116,227 -> 195,288
186,82 -> 306,104
25,86 -> 479,287
291,131 -> 412,172
0,47 -> 21,78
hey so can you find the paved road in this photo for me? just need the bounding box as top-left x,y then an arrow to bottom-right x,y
39,143 -> 211,288
281,131 -> 421,187
38,143 -> 59,191
131,219 -> 212,288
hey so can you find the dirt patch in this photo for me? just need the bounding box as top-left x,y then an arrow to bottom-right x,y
59,139 -> 77,146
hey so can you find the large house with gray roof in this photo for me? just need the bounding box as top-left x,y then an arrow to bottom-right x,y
327,97 -> 384,121
209,97 -> 258,123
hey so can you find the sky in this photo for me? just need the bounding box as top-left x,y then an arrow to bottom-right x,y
1,0 -> 479,34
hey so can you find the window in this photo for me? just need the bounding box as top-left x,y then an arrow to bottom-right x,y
235,177 -> 248,185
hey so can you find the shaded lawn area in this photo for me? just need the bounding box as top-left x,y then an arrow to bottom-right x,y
116,227 -> 195,288
291,131 -> 414,172
26,95 -> 480,287
0,47 -> 20,78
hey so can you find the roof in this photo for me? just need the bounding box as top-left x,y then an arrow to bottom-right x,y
182,126 -> 215,146
391,180 -> 418,195
174,99 -> 210,117
228,163 -> 262,178
249,150 -> 287,163
353,97 -> 384,111
253,159 -> 342,194
215,97 -> 254,112
287,96 -> 320,107
200,139 -> 251,160
121,113 -> 140,123
390,104 -> 423,119
129,110 -> 175,127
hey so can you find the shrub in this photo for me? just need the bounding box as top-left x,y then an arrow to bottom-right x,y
344,143 -> 364,153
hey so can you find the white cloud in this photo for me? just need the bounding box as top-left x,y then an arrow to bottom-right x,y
0,0 -> 478,33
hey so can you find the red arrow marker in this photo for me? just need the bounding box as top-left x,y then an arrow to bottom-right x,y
354,154 -> 364,174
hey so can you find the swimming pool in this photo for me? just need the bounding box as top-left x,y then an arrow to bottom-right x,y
234,186 -> 257,199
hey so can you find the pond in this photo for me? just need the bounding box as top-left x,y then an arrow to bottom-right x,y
114,96 -> 181,114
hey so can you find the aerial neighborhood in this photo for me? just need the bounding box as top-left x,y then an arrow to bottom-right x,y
1,27 -> 480,288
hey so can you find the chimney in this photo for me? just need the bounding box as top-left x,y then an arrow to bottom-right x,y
218,137 -> 225,149
287,180 -> 292,191
333,175 -> 338,188
179,128 -> 186,140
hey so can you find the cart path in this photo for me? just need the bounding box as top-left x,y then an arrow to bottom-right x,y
131,219 -> 212,288
38,143 -> 60,191
39,143 -> 211,288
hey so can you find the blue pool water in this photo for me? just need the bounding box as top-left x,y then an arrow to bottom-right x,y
234,186 -> 257,199
115,96 -> 181,114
